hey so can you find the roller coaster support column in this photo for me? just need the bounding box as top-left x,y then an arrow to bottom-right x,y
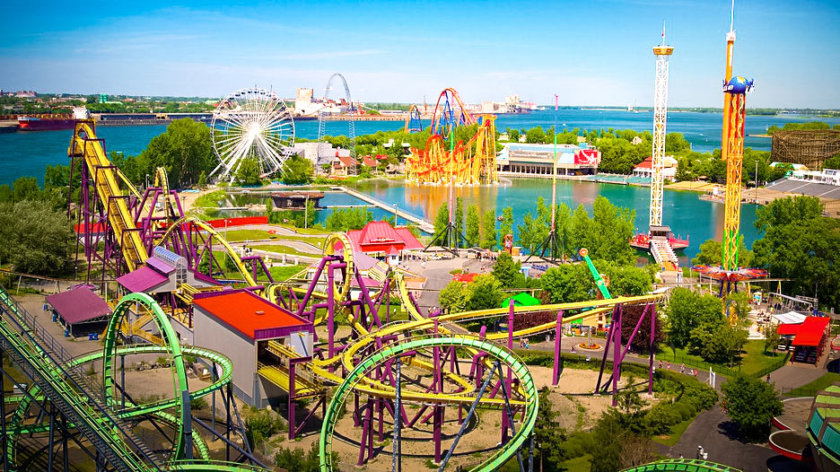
553,310 -> 564,386
649,305 -> 656,395
328,263 -> 336,361
502,299 -> 515,444
595,306 -> 618,397
612,305 -> 622,406
433,318 -> 443,464
0,349 -> 7,472
392,356 -> 402,472
498,359 -> 527,472
439,361 -> 500,472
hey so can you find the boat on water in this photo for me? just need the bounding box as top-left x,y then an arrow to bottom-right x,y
17,107 -> 89,132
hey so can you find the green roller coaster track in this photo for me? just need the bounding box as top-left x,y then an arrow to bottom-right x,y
0,287 -> 271,472
319,336 -> 540,472
621,458 -> 742,471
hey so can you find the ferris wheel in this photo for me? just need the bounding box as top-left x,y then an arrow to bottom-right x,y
210,87 -> 295,181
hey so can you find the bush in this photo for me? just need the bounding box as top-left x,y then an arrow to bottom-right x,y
274,443 -> 337,472
244,407 -> 285,447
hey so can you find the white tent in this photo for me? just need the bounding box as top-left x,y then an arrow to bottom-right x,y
772,311 -> 808,325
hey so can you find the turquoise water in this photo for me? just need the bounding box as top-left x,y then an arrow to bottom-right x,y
339,178 -> 758,262
0,109 -> 822,262
2,109 -> 838,186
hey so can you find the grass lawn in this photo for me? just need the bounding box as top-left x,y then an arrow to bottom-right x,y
221,229 -> 272,242
267,264 -> 308,282
659,340 -> 784,377
652,415 -> 696,447
221,229 -> 326,248
784,372 -> 840,397
250,244 -> 318,257
270,223 -> 330,236
557,455 -> 591,472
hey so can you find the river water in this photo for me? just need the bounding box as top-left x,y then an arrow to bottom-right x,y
331,178 -> 757,261
1,109 -> 831,259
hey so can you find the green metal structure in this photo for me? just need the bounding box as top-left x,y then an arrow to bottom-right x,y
579,247 -> 612,300
319,336 -> 539,472
621,458 -> 743,471
0,287 -> 271,471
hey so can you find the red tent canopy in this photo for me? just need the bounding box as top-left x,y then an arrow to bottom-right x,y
777,316 -> 830,347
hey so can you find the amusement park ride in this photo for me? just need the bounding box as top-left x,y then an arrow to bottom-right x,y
0,13 -> 777,466
0,107 -> 667,471
405,88 -> 498,187
691,4 -> 767,314
629,25 -> 690,270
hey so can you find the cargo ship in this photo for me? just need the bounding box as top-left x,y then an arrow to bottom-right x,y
17,107 -> 89,131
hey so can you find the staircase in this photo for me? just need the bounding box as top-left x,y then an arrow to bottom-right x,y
0,287 -> 162,471
650,237 -> 679,271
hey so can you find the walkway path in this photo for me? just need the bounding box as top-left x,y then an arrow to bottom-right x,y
333,186 -> 435,233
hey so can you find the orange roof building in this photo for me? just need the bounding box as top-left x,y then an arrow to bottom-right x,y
192,289 -> 314,406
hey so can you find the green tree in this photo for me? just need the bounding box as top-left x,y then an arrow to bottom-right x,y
754,195 -> 823,233
590,410 -> 625,472
281,155 -> 314,184
455,197 -> 465,247
591,196 -> 635,264
721,375 -> 783,441
465,275 -> 504,310
235,157 -> 262,186
0,200 -> 74,276
691,238 -> 754,268
264,197 -> 274,214
507,128 -> 520,142
434,201 -> 450,241
533,387 -> 567,469
138,118 -> 213,187
516,211 -> 547,255
600,261 -> 653,296
197,171 -> 208,189
492,252 -> 520,288
666,288 -> 723,348
499,206 -> 514,248
481,209 -> 497,250
568,204 -> 593,253
539,264 -> 593,303
325,207 -> 373,231
439,281 -> 468,314
465,204 -> 480,247
274,443 -> 336,472
525,126 -> 547,143
753,197 -> 840,308
689,320 -> 747,364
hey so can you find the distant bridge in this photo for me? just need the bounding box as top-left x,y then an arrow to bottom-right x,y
331,186 -> 435,234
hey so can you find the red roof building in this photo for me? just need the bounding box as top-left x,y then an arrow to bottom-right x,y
777,316 -> 830,364
362,155 -> 378,168
193,289 -> 312,341
346,221 -> 423,257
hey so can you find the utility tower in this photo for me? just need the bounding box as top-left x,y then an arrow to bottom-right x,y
649,24 -> 673,229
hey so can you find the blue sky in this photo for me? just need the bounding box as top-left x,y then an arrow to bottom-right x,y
2,0 -> 838,108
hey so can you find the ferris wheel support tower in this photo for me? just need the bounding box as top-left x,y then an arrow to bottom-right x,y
649,24 -> 673,229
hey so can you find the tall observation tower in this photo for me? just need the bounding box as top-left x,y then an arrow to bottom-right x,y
649,24 -> 673,229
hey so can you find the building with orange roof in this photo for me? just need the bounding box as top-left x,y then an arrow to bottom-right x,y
193,289 -> 314,406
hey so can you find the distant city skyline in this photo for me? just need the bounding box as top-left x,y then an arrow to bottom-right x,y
2,1 -> 838,108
